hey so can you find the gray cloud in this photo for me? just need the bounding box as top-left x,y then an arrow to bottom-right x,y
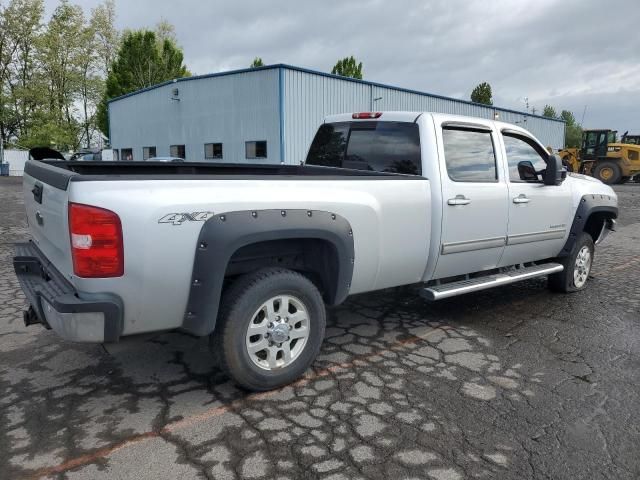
47,0 -> 640,134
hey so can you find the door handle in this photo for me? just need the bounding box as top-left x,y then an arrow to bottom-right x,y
513,194 -> 530,204
32,183 -> 43,204
447,195 -> 471,206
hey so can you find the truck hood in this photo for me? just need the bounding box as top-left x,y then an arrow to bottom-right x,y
568,172 -> 603,184
567,172 -> 617,205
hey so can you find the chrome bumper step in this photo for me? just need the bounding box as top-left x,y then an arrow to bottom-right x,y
420,263 -> 564,301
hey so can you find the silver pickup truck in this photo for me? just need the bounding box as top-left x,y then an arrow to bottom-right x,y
14,112 -> 618,390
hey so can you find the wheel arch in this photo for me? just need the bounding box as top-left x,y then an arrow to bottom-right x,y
558,194 -> 618,257
181,209 -> 355,336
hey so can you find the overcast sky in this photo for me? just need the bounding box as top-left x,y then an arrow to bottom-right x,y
46,0 -> 640,135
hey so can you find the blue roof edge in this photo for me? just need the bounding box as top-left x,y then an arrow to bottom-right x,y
108,63 -> 565,124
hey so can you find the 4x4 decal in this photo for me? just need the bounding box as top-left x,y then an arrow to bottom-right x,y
158,212 -> 215,225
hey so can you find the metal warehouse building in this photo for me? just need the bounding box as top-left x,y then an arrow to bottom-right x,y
108,64 -> 565,164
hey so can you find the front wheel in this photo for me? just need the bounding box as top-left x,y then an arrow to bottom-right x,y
548,232 -> 594,293
593,161 -> 621,184
212,268 -> 326,391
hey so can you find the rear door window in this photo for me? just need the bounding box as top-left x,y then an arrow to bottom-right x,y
442,128 -> 497,182
306,121 -> 421,175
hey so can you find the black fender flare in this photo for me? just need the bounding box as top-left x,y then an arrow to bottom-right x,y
182,209 -> 355,336
558,194 -> 618,257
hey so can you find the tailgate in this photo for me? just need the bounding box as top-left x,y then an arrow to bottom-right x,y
22,160 -> 76,277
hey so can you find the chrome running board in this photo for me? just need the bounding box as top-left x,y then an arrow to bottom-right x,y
421,263 -> 564,301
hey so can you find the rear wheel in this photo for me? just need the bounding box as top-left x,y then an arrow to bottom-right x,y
548,232 -> 594,293
593,161 -> 621,184
212,268 -> 326,391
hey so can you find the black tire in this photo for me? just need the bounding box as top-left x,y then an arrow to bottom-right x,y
548,232 -> 595,293
592,161 -> 621,184
212,268 -> 326,391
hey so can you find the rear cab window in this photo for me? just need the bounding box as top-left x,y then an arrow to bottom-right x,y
306,121 -> 422,175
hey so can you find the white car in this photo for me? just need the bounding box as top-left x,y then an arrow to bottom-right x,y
14,111 -> 617,390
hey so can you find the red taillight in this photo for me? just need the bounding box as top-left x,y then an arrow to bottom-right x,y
68,202 -> 123,278
352,112 -> 382,119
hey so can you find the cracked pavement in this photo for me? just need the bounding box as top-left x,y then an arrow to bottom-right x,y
1,176 -> 639,480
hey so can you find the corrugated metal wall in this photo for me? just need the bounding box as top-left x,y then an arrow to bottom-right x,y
110,69 -> 281,163
284,68 -> 565,163
2,149 -> 29,176
283,69 -> 371,162
109,65 -> 565,166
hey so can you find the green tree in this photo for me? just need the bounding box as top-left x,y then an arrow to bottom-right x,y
38,0 -> 86,150
90,0 -> 118,75
331,56 -> 363,79
250,57 -> 264,68
559,109 -> 582,147
154,18 -> 176,45
542,105 -> 557,118
565,123 -> 582,148
1,0 -> 117,150
560,110 -> 576,126
470,82 -> 492,105
97,28 -> 190,136
19,109 -> 77,149
0,0 -> 45,144
77,22 -> 103,148
79,0 -> 118,147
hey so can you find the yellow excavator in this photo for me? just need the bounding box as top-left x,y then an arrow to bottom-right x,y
558,129 -> 640,184
621,132 -> 640,145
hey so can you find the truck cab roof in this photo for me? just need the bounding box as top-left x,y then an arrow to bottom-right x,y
323,111 -> 539,144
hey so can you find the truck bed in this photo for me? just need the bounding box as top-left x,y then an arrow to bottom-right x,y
26,161 -> 422,189
21,158 -> 433,338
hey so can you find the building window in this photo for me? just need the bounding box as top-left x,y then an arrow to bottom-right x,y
245,141 -> 267,159
170,144 -> 186,159
442,128 -> 497,182
205,143 -> 223,159
113,149 -> 119,161
143,146 -> 157,160
121,148 -> 134,161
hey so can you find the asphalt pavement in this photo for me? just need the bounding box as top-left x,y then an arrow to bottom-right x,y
1,176 -> 639,480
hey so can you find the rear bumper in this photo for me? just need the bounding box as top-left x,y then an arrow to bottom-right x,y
13,241 -> 123,342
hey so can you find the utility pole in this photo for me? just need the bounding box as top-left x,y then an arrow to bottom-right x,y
0,134 -> 4,168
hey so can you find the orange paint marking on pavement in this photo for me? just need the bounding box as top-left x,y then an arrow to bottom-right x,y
29,431 -> 159,479
28,326 -> 450,479
602,255 -> 640,273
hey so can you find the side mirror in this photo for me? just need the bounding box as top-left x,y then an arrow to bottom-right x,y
517,161 -> 538,182
543,154 -> 567,186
